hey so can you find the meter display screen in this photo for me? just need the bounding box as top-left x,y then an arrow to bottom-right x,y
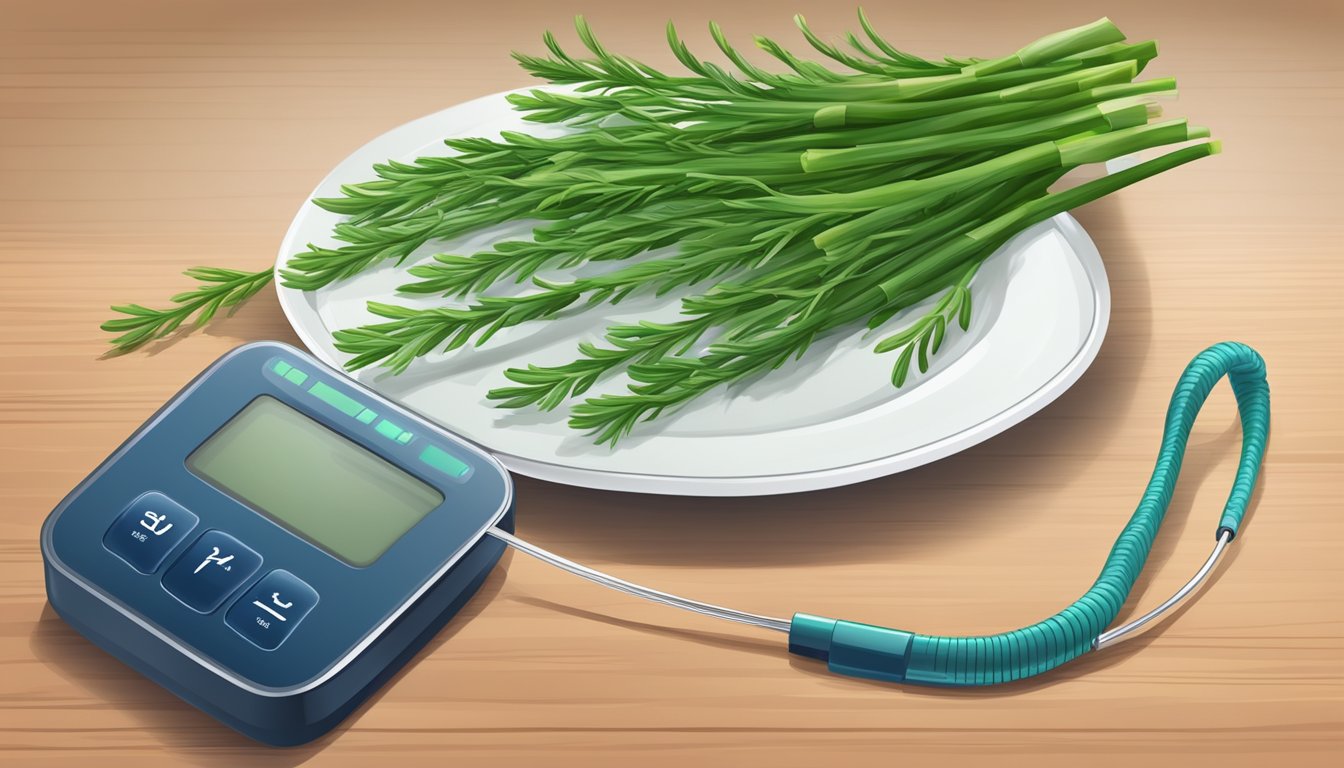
188,396 -> 443,566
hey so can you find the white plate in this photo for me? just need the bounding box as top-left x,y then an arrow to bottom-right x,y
276,90 -> 1110,496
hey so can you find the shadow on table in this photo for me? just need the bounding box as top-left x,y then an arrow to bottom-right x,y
27,553 -> 512,765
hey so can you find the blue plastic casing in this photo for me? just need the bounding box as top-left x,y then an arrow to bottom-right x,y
40,341 -> 515,746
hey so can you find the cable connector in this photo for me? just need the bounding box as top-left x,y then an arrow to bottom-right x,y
788,613 -> 915,683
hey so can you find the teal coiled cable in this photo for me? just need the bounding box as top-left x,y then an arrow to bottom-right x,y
788,341 -> 1270,686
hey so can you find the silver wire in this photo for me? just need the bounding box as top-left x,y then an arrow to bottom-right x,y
1093,530 -> 1233,650
490,523 -> 1234,648
485,527 -> 791,633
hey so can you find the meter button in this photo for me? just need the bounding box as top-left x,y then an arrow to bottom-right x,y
225,570 -> 319,651
103,492 -> 199,574
161,531 -> 262,613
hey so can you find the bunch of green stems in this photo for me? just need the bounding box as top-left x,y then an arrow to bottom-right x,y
103,12 -> 1218,445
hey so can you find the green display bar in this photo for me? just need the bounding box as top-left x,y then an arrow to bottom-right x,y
271,360 -> 292,376
375,419 -> 403,440
308,381 -> 362,418
419,444 -> 470,479
284,368 -> 308,386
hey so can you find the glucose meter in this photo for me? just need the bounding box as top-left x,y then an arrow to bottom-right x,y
40,341 -> 513,745
42,339 -> 1269,746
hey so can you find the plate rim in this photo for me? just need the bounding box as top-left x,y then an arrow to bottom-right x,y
275,94 -> 1111,497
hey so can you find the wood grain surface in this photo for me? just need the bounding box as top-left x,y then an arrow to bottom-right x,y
2,0 -> 1340,764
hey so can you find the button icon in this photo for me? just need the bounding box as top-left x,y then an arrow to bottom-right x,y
162,531 -> 262,613
253,592 -> 293,621
194,546 -> 235,574
103,492 -> 198,574
226,570 -> 319,650
139,510 -> 174,536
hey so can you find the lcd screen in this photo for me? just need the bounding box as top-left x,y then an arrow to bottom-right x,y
187,396 -> 443,566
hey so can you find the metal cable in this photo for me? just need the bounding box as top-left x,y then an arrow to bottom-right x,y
1093,529 -> 1232,650
485,527 -> 791,633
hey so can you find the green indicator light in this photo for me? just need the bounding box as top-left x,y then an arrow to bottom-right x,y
283,368 -> 308,386
375,419 -> 403,441
355,408 -> 377,424
420,444 -> 470,479
395,431 -> 413,445
308,381 -> 361,417
271,360 -> 292,376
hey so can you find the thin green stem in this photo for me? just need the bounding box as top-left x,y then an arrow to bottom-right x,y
101,267 -> 274,352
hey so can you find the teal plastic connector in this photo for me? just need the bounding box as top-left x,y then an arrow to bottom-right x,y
789,614 -> 915,683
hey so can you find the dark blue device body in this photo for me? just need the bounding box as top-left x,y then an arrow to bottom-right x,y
40,342 -> 515,746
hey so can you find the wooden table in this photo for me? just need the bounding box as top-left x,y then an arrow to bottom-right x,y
2,0 -> 1340,764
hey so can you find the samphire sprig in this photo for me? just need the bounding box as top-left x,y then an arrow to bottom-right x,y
103,11 -> 1218,446
101,267 -> 274,352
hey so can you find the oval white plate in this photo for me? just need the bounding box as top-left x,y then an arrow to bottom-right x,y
276,90 -> 1110,496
